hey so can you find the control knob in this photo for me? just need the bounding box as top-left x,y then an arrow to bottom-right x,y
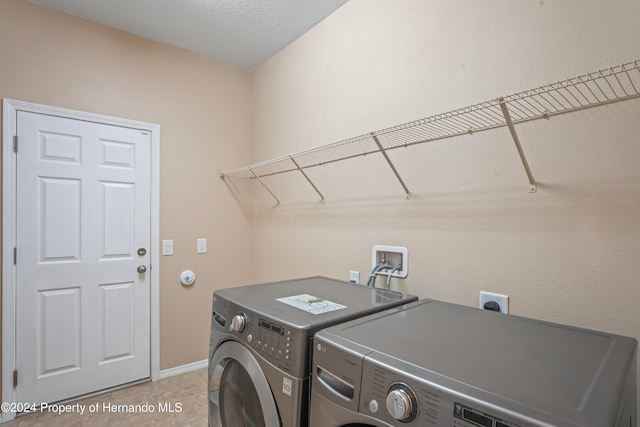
385,383 -> 417,422
229,314 -> 247,333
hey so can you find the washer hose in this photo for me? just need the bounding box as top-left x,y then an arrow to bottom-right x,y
367,263 -> 393,288
386,267 -> 399,290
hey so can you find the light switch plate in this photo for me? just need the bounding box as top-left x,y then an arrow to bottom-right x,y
197,238 -> 207,254
162,240 -> 173,256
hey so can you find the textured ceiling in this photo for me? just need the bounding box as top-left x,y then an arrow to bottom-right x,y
30,0 -> 350,71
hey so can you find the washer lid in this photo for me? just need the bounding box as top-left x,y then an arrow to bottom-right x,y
215,276 -> 416,331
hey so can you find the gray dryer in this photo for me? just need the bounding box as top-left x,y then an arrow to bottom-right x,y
311,299 -> 637,427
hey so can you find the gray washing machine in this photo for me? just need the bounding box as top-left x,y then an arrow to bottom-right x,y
310,299 -> 637,427
208,276 -> 417,427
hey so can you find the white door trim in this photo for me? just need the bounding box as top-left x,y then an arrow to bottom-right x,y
2,99 -> 161,422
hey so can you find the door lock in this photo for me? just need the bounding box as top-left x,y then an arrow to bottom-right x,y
137,248 -> 147,256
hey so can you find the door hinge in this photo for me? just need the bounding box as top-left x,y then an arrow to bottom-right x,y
13,135 -> 18,153
14,247 -> 17,265
13,370 -> 18,388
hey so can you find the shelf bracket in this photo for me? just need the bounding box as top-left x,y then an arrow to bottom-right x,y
290,157 -> 324,201
498,98 -> 537,193
249,167 -> 281,205
371,134 -> 411,199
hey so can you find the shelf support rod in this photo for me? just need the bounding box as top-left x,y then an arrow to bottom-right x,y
290,157 -> 325,201
249,167 -> 281,205
371,134 -> 411,199
498,98 -> 537,193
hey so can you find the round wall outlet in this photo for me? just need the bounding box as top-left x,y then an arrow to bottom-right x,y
180,270 -> 196,286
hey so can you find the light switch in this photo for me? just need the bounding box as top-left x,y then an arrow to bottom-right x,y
197,238 -> 207,254
162,240 -> 173,256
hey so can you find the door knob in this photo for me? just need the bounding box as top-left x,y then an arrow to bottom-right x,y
137,265 -> 147,274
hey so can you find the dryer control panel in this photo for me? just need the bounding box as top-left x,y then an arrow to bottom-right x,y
358,358 -> 525,427
385,382 -> 418,422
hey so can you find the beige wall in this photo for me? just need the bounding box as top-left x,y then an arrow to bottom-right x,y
0,0 -> 253,384
250,0 -> 640,411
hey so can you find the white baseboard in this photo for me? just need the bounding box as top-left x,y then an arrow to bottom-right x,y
158,359 -> 208,380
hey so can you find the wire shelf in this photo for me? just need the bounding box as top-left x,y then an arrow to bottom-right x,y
220,60 -> 640,202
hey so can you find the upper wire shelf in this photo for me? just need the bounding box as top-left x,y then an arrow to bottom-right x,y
220,60 -> 640,203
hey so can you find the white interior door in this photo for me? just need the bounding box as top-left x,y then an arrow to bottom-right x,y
15,110 -> 151,404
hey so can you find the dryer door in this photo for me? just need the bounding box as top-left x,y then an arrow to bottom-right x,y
209,340 -> 281,427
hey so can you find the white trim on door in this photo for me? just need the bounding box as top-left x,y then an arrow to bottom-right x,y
2,99 -> 161,423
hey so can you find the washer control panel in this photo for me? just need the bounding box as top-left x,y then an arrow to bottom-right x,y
236,312 -> 293,369
229,313 -> 246,333
212,301 -> 303,375
254,317 -> 293,365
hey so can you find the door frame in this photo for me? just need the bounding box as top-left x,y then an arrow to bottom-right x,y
2,99 -> 161,422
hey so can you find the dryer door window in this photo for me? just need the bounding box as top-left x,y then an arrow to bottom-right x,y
209,340 -> 281,427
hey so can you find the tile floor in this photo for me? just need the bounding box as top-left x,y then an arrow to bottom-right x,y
4,368 -> 208,426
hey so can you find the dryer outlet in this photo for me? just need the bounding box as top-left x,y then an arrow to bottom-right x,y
479,291 -> 509,314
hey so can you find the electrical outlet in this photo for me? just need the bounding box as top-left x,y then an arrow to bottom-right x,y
349,271 -> 360,284
479,291 -> 509,314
